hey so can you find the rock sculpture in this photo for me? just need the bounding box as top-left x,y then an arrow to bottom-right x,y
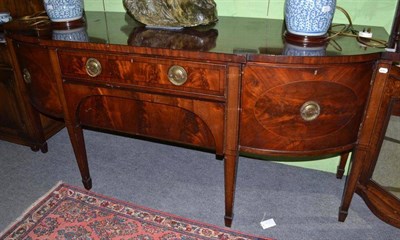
123,0 -> 218,28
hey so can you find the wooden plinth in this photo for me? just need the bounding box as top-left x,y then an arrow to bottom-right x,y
284,31 -> 329,46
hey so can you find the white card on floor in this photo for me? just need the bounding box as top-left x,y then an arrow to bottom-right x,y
260,218 -> 276,229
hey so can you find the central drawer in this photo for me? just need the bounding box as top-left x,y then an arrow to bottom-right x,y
57,50 -> 226,98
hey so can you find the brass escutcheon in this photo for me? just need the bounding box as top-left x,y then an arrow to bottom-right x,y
22,68 -> 31,84
85,58 -> 102,77
168,65 -> 188,86
300,101 -> 321,121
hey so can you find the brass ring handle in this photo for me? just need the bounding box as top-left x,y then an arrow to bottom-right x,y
300,101 -> 321,121
22,68 -> 31,84
85,58 -> 102,77
168,65 -> 188,86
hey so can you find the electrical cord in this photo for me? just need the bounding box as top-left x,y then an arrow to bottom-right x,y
15,11 -> 51,30
328,6 -> 388,49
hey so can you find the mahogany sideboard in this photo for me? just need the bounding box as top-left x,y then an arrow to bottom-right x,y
4,12 -> 393,227
0,0 -> 63,151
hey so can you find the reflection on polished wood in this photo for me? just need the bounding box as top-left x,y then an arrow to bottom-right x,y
128,26 -> 218,51
5,11 -> 396,227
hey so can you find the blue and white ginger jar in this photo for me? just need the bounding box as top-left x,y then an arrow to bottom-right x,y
43,0 -> 84,22
285,0 -> 336,36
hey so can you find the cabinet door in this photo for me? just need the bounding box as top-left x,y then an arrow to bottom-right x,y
14,42 -> 64,118
240,62 -> 375,156
0,66 -> 26,139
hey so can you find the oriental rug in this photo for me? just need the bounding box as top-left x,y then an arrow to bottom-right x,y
0,182 -> 271,240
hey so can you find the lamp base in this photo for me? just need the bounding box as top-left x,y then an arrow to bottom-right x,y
51,17 -> 86,30
284,31 -> 329,47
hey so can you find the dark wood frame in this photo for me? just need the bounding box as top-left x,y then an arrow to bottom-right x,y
339,0 -> 400,228
339,60 -> 400,228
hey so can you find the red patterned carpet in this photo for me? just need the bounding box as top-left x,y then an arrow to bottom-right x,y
0,183 -> 271,240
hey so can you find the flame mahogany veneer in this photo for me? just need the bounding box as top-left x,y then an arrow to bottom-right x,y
5,12 -> 398,227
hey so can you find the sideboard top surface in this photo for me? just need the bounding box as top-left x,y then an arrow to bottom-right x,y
4,11 -> 389,62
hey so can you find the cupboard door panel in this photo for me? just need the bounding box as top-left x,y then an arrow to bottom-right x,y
0,67 -> 25,135
14,42 -> 64,118
240,62 -> 374,156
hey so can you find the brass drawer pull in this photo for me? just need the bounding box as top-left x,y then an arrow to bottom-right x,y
22,68 -> 31,84
300,101 -> 320,121
85,58 -> 102,77
168,65 -> 188,86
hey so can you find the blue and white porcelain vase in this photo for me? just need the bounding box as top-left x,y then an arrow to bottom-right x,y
285,0 -> 336,36
43,0 -> 84,22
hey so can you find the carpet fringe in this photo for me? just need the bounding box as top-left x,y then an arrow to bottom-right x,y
0,181 -> 64,237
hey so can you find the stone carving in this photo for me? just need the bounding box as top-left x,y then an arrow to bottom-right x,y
123,0 -> 218,28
